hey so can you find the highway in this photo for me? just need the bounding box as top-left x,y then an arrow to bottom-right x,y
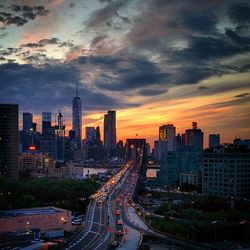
66,161 -> 135,250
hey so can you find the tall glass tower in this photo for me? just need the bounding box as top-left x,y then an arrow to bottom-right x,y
72,83 -> 82,149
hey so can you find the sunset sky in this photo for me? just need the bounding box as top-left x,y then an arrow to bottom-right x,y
0,0 -> 250,147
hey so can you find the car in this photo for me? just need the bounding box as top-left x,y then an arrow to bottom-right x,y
31,239 -> 45,244
117,219 -> 122,225
111,240 -> 118,247
119,203 -> 123,207
116,198 -> 120,203
116,230 -> 124,236
115,210 -> 120,215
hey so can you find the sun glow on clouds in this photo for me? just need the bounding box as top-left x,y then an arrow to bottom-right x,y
2,0 -> 250,148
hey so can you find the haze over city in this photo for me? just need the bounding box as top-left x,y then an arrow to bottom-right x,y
1,0 -> 250,147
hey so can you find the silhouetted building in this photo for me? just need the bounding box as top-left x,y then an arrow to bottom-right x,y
96,126 -> 101,145
42,112 -> 52,136
104,110 -> 116,158
86,127 -> 96,143
0,104 -> 19,179
23,112 -> 33,134
209,134 -> 220,148
69,130 -> 76,140
32,123 -> 37,132
72,84 -> 82,149
55,111 -> 65,162
234,138 -> 250,150
203,144 -> 250,198
117,140 -> 125,160
184,122 -> 204,151
154,140 -> 159,160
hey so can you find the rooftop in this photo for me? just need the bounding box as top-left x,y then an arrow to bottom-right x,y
0,206 -> 68,218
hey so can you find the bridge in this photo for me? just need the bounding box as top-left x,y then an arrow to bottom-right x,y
65,139 -> 191,250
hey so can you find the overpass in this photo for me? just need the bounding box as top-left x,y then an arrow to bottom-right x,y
65,139 -> 164,250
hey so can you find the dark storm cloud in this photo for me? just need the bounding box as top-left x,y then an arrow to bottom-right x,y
0,62 -> 138,112
169,32 -> 250,65
192,96 -> 250,111
5,16 -> 27,26
235,93 -> 249,98
175,11 -> 218,34
89,55 -> 170,91
0,3 -> 49,27
21,42 -> 44,48
0,47 -> 20,56
137,88 -> 167,96
91,35 -> 109,47
228,2 -> 250,24
21,38 -> 70,49
85,0 -> 127,28
39,38 -> 60,45
197,86 -> 209,91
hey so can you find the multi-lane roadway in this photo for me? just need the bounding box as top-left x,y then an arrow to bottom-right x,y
66,160 -> 135,250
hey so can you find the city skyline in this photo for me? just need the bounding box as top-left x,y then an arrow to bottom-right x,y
0,0 -> 250,147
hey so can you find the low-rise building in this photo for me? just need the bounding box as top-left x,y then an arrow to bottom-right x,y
0,207 -> 72,234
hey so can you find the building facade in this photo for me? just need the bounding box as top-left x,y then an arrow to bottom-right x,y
184,122 -> 204,152
202,144 -> 250,198
0,207 -> 72,234
72,87 -> 82,149
209,134 -> 220,148
104,110 -> 116,158
22,112 -> 33,134
55,111 -> 65,162
0,104 -> 19,179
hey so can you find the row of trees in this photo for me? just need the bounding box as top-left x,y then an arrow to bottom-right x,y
0,176 -> 100,211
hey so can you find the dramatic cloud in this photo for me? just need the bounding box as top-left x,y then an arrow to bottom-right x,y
235,93 -> 250,98
0,0 -> 250,143
0,4 -> 49,28
0,62 -> 139,113
85,0 -> 128,29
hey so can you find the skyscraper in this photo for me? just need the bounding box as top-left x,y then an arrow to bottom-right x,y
42,112 -> 52,136
55,111 -> 65,162
184,122 -> 204,151
23,112 -> 33,133
0,104 -> 19,179
159,124 -> 176,151
209,134 -> 220,148
72,83 -> 82,149
85,127 -> 96,143
104,110 -> 116,157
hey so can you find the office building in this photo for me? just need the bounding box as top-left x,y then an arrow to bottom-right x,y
159,123 -> 176,151
161,147 -> 202,187
55,111 -> 65,162
202,144 -> 250,198
23,112 -> 33,134
85,127 -> 96,143
156,124 -> 176,161
153,140 -> 159,160
72,84 -> 82,149
0,104 -> 19,179
209,134 -> 220,148
104,110 -> 116,157
184,122 -> 204,151
42,112 -> 52,136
